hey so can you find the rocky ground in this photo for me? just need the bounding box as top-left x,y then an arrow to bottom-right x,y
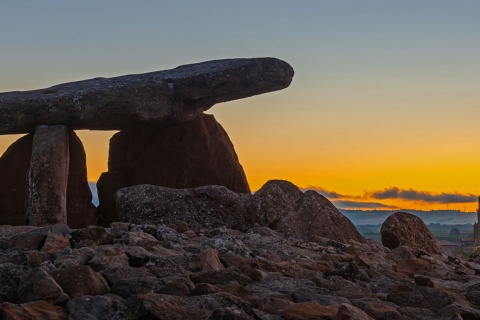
0,218 -> 480,319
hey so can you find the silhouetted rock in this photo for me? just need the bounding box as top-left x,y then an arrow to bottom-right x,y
381,211 -> 445,256
0,134 -> 32,225
0,131 -> 97,228
66,131 -> 97,228
97,114 -> 250,225
0,58 -> 294,134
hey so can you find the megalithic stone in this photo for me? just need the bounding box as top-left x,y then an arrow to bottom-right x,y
26,125 -> 69,225
0,58 -> 294,134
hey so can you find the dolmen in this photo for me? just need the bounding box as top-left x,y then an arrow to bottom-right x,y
0,58 -> 294,228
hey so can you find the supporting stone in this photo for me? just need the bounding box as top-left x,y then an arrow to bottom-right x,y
97,114 -> 250,226
26,125 -> 69,225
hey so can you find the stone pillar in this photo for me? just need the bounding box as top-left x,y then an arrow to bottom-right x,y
26,125 -> 69,225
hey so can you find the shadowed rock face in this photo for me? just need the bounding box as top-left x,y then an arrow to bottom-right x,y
97,114 -> 250,226
381,211 -> 445,256
0,131 -> 97,228
0,134 -> 33,225
0,58 -> 294,134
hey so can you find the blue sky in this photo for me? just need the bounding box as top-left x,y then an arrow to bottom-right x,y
1,1 -> 480,210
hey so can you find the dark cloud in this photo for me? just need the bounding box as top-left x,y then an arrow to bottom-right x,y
304,186 -> 477,208
303,186 -> 361,200
333,200 -> 398,210
366,187 -> 477,204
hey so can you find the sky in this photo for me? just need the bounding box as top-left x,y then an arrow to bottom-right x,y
1,1 -> 480,211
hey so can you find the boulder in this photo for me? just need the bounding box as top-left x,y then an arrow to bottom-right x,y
97,113 -> 250,225
48,265 -> 110,298
66,295 -> 129,320
381,212 -> 445,256
25,125 -> 70,226
276,190 -> 365,244
0,134 -> 32,225
116,180 -> 365,244
0,58 -> 294,134
0,130 -> 97,228
116,184 -> 250,231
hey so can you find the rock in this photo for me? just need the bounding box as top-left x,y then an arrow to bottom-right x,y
86,246 -> 130,271
70,226 -> 112,248
116,180 -> 364,244
0,131 -> 96,228
0,58 -> 294,134
199,248 -> 225,271
283,301 -> 338,320
132,292 -> 251,320
41,234 -> 70,254
66,131 -> 97,228
361,301 -> 401,319
381,212 -> 445,255
277,190 -> 365,244
48,265 -> 110,298
17,268 -> 70,304
101,267 -> 165,298
1,301 -> 67,320
25,125 -> 69,226
0,134 -> 32,225
66,295 -> 129,320
333,304 -> 374,320
97,114 -> 250,225
247,180 -> 304,227
116,184 -> 250,231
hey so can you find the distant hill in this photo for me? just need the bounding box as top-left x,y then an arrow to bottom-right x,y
341,209 -> 477,226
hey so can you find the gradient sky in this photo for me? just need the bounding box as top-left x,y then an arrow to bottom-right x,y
1,1 -> 480,210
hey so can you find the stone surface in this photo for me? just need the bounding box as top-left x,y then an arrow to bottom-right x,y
17,268 -> 70,304
1,301 -> 67,320
25,125 -> 69,226
283,301 -> 338,319
97,113 -> 250,225
117,180 -> 364,244
0,134 -> 32,225
0,218 -> 474,319
116,184 -> 251,231
0,58 -> 294,134
276,190 -> 365,244
66,295 -> 129,320
0,131 -> 96,228
381,212 -> 445,255
49,265 -> 110,298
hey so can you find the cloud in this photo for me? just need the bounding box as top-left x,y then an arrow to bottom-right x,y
366,187 -> 477,204
333,200 -> 398,210
304,185 -> 477,209
303,186 -> 361,200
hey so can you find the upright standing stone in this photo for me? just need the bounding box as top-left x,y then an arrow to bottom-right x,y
0,134 -> 33,225
97,114 -> 250,226
26,126 -> 69,225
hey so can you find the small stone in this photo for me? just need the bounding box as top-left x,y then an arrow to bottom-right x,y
49,265 -> 110,298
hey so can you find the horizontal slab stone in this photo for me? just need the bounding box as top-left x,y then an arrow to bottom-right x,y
0,58 -> 293,134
